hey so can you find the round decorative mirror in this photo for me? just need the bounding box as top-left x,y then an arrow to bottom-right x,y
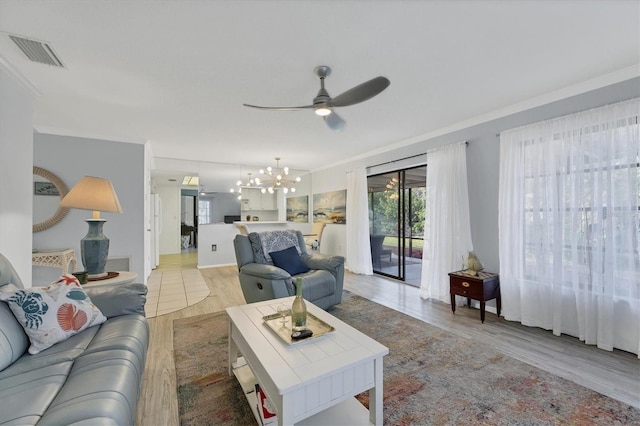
33,166 -> 70,232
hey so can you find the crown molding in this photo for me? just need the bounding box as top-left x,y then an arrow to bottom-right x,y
0,55 -> 41,97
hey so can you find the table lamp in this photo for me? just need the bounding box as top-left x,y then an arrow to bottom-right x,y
60,176 -> 123,278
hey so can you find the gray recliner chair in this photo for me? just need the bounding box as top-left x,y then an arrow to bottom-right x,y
233,230 -> 345,310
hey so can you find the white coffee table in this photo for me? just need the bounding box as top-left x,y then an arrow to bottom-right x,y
226,297 -> 388,426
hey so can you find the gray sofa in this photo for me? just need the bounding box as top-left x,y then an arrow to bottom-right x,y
0,254 -> 149,425
234,230 -> 345,310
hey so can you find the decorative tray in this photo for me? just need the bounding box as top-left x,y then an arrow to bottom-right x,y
263,310 -> 335,345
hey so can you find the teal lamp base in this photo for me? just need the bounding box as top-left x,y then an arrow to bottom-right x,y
81,219 -> 110,278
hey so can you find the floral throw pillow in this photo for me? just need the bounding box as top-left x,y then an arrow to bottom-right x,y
0,274 -> 107,354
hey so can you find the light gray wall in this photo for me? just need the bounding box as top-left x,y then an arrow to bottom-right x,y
207,192 -> 241,224
33,134 -> 146,283
309,77 -> 640,274
0,66 -> 35,284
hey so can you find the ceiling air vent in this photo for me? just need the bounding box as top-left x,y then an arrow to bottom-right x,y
9,35 -> 64,67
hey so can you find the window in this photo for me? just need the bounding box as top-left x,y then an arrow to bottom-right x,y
198,199 -> 212,225
499,98 -> 639,355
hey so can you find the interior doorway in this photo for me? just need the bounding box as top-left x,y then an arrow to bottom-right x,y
180,190 -> 198,252
367,165 -> 426,286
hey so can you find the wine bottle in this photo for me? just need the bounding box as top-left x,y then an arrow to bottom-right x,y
291,277 -> 307,332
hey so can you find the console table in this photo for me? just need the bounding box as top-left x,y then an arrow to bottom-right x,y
449,270 -> 500,323
32,248 -> 77,275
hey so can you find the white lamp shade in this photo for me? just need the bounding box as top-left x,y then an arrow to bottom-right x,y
60,176 -> 123,215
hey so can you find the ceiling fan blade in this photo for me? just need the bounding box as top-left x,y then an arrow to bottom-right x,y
243,103 -> 314,111
330,76 -> 390,107
323,112 -> 346,132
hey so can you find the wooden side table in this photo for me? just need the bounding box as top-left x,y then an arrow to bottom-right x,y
449,270 -> 500,323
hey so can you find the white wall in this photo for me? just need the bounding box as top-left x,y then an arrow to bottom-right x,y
32,134 -> 146,283
197,224 -> 240,267
144,141 -> 154,280
0,65 -> 35,284
155,184 -> 181,255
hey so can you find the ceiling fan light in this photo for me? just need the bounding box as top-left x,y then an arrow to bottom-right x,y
315,106 -> 332,116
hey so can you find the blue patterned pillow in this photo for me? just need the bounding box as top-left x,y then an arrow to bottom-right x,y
269,246 -> 310,276
259,230 -> 301,263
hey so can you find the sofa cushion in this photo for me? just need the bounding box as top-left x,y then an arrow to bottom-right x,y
0,302 -> 29,372
269,246 -> 310,276
0,361 -> 72,425
0,275 -> 106,354
40,349 -> 143,426
0,326 -> 99,381
83,282 -> 148,318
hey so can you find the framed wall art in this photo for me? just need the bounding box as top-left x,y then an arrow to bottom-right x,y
286,195 -> 309,222
313,189 -> 346,224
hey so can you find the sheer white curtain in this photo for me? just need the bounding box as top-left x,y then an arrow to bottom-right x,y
499,98 -> 640,356
420,142 -> 473,301
346,168 -> 373,274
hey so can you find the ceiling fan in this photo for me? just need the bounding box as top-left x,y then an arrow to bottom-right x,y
243,66 -> 390,131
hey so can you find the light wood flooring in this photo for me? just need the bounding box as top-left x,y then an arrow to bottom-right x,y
135,259 -> 640,425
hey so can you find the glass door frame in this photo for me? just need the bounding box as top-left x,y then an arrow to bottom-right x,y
368,165 -> 426,283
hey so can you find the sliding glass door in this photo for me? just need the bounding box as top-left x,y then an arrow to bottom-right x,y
368,166 -> 426,285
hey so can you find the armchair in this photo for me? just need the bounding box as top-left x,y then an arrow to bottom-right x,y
233,229 -> 345,310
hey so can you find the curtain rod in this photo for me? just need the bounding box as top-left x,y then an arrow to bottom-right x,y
367,141 -> 469,169
367,153 -> 426,170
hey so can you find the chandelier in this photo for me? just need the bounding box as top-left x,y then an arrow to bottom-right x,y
229,173 -> 258,200
256,157 -> 301,194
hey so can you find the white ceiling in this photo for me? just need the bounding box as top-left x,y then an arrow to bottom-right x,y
1,0 -> 639,191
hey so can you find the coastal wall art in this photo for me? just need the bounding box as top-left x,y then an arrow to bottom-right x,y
313,190 -> 346,224
286,195 -> 309,222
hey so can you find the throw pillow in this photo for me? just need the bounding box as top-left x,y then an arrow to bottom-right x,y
259,230 -> 301,263
0,274 -> 107,354
269,246 -> 310,276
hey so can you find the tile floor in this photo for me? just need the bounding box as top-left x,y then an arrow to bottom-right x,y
144,250 -> 210,318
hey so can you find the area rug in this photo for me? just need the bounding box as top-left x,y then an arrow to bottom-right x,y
173,293 -> 640,425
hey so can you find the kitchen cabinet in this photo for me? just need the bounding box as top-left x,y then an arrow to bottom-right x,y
241,188 -> 277,211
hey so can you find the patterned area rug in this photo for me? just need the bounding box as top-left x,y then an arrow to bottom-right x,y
173,293 -> 640,425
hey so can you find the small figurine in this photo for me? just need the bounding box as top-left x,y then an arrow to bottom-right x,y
464,251 -> 484,276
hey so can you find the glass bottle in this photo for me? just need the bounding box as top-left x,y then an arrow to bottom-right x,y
291,277 -> 307,331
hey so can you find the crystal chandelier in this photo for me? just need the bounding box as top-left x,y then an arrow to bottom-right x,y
256,157 -> 301,194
